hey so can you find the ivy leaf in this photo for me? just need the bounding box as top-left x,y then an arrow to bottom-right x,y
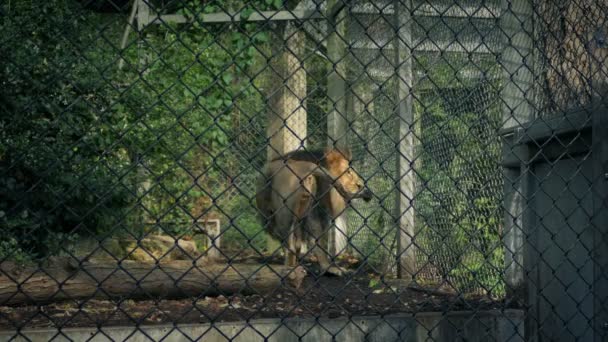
222,73 -> 233,84
240,8 -> 254,19
255,32 -> 269,43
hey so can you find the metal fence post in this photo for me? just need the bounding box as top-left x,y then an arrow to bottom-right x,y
592,101 -> 608,342
326,0 -> 349,258
499,0 -> 535,302
136,0 -> 149,31
265,21 -> 308,253
266,22 -> 307,161
394,0 -> 416,282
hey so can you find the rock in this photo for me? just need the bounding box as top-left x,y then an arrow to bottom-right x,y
73,234 -> 201,263
123,235 -> 200,262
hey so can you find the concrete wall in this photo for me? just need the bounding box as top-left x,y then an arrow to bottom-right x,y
531,157 -> 594,341
500,106 -> 608,341
1,310 -> 524,342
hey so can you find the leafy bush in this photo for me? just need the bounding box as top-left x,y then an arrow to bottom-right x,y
1,1 -> 506,300
0,2 -> 133,258
0,0 -> 272,259
414,56 -> 504,295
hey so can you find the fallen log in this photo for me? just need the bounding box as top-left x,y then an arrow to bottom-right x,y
0,258 -> 306,305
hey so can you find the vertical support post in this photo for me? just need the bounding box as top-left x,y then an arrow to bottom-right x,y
266,22 -> 307,161
266,22 -> 307,252
118,0 -> 139,70
136,0 -> 150,31
326,0 -> 348,150
501,144 -> 529,300
499,0 -> 535,303
592,102 -> 608,342
206,219 -> 222,261
394,0 -> 416,281
344,83 -> 375,258
131,0 -> 152,228
326,0 -> 349,257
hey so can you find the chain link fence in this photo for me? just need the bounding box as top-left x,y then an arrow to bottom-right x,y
1,0 -> 607,340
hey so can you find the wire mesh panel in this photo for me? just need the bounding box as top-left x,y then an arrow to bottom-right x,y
339,0 -> 506,294
0,0 -> 607,341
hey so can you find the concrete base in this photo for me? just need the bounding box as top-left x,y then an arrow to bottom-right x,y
1,310 -> 524,342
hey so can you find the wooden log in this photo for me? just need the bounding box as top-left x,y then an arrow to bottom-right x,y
0,258 -> 306,306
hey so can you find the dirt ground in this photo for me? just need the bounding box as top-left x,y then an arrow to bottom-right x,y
0,254 -> 520,330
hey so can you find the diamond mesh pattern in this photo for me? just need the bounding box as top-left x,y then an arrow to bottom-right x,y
0,0 -> 606,340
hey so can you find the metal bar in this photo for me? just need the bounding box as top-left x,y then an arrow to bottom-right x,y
118,0 -> 139,70
592,101 -> 608,342
501,135 -> 593,167
394,0 -> 416,282
326,0 -> 349,257
265,22 -> 307,160
351,3 -> 501,18
498,109 -> 593,140
136,0 -> 150,30
206,219 -> 222,261
133,4 -> 499,27
153,14 -> 188,24
146,10 -> 323,25
327,0 -> 347,19
499,0 -> 535,309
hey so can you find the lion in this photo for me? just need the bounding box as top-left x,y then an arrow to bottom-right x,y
255,147 -> 372,276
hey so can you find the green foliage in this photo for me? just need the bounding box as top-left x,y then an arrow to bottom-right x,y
0,0 -> 272,259
0,237 -> 32,264
0,1 -> 506,299
413,55 -> 504,295
121,0 -> 273,231
0,1 -> 133,258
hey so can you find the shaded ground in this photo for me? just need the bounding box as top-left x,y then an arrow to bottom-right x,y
0,253 -> 520,330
